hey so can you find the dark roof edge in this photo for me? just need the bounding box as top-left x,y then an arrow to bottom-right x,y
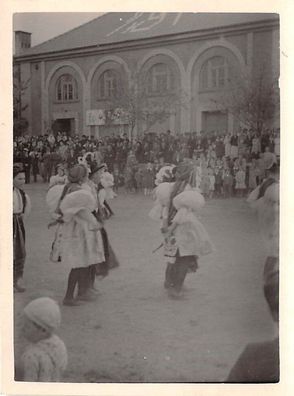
26,13 -> 106,52
14,30 -> 32,34
14,17 -> 279,62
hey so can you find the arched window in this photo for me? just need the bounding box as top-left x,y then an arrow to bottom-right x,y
56,74 -> 78,101
200,56 -> 229,90
146,63 -> 174,95
98,70 -> 121,99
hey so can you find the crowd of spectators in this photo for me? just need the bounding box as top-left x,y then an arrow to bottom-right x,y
13,127 -> 280,198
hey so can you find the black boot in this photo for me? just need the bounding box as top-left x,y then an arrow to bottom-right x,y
63,269 -> 82,306
164,263 -> 175,289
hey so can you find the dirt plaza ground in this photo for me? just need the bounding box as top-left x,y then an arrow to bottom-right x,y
13,182 -> 276,383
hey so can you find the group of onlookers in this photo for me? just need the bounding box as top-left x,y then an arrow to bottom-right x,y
13,127 -> 279,198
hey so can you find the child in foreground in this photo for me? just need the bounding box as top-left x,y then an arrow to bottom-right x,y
15,297 -> 68,382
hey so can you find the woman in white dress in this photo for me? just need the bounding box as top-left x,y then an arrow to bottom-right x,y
56,165 -> 105,306
150,162 -> 213,298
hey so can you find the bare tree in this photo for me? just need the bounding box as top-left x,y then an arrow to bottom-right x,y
211,65 -> 279,135
13,65 -> 30,136
104,71 -> 188,140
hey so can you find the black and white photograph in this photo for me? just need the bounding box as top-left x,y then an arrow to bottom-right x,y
2,4 -> 288,391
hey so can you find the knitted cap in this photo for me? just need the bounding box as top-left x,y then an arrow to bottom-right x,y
23,297 -> 61,332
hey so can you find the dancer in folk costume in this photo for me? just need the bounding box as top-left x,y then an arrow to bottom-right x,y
150,162 -> 213,298
142,162 -> 155,195
98,171 -> 116,218
208,167 -> 216,199
134,167 -> 143,193
200,167 -> 210,198
88,164 -> 119,287
247,162 -> 279,280
48,164 -> 68,189
50,165 -> 105,306
235,167 -> 247,197
13,165 -> 31,292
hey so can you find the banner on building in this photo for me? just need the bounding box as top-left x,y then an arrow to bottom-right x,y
86,109 -> 106,126
106,108 -> 129,125
87,108 -> 129,126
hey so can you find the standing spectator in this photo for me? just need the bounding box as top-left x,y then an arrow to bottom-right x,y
104,144 -> 115,172
135,141 -> 144,163
142,163 -> 154,196
124,165 -> 135,193
43,148 -> 53,183
215,137 -> 225,159
223,168 -> 233,198
22,149 -> 31,184
56,141 -> 64,160
261,130 -> 270,153
172,146 -> 183,165
224,133 -> 231,158
200,167 -> 210,198
251,134 -> 261,158
230,131 -> 239,159
248,159 -> 259,191
30,150 -> 40,183
215,167 -> 223,198
235,167 -> 246,197
47,132 -> 56,150
134,166 -> 143,193
208,168 -> 216,199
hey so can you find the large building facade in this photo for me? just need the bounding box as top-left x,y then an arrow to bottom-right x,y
13,12 -> 279,138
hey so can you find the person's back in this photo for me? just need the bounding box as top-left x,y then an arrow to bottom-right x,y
16,297 -> 68,382
227,338 -> 279,382
21,334 -> 67,382
226,241 -> 279,382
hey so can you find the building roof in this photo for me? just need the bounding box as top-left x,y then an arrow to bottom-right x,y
16,12 -> 279,57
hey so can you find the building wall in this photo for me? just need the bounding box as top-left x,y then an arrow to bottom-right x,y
48,65 -> 84,133
252,29 -> 275,76
18,23 -> 279,136
30,62 -> 42,135
19,62 -> 32,134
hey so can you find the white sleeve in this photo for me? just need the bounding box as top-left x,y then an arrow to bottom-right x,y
98,189 -> 106,207
172,207 -> 189,224
24,194 -> 31,217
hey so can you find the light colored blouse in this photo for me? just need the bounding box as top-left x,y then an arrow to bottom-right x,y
21,334 -> 67,382
13,188 -> 31,215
